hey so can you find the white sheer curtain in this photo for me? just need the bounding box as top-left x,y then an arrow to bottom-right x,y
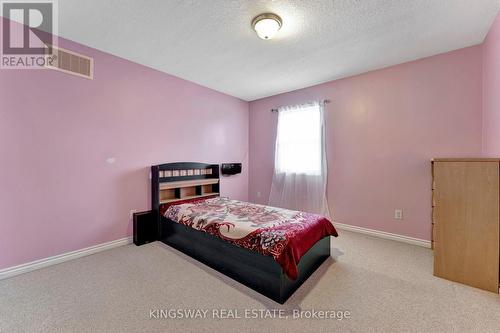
268,101 -> 330,218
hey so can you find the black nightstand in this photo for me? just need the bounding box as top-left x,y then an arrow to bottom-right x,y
133,210 -> 157,246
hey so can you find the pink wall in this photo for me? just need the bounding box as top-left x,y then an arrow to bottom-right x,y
483,12 -> 500,156
0,29 -> 249,269
249,46 -> 483,241
1,15 -> 496,270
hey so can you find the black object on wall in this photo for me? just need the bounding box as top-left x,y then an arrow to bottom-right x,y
133,210 -> 157,246
221,163 -> 242,175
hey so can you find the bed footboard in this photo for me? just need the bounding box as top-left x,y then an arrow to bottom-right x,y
160,217 -> 330,304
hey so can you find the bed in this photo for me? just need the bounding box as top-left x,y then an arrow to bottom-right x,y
151,162 -> 338,304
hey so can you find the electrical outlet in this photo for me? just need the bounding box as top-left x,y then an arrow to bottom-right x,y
129,209 -> 138,220
256,191 -> 261,198
394,209 -> 403,220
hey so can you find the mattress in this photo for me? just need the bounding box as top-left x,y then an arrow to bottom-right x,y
164,197 -> 338,279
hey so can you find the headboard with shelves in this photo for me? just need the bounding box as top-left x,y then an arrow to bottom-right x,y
151,162 -> 220,237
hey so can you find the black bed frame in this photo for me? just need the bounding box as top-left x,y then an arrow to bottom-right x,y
151,162 -> 331,304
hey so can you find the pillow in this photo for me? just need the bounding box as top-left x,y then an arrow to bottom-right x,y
159,195 -> 218,216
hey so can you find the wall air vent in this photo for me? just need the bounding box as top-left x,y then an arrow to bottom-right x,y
45,46 -> 94,79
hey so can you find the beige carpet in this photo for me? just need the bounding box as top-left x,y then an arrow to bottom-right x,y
1,230 -> 499,333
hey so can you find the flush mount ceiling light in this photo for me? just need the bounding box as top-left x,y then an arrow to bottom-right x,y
252,13 -> 282,40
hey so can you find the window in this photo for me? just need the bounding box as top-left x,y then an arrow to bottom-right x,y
275,102 -> 322,175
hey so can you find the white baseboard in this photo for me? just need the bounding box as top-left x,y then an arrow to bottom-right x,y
0,224 -> 429,280
0,236 -> 133,280
334,222 -> 431,248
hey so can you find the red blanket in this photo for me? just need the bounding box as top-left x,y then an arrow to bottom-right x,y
164,197 -> 338,279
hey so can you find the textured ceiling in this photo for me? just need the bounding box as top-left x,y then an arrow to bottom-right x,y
27,0 -> 500,100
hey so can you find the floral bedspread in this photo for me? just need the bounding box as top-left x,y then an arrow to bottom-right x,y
164,197 -> 338,279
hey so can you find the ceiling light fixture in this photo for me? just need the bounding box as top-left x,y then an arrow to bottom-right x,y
252,13 -> 282,40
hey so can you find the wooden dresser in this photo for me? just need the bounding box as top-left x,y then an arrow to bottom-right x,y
432,158 -> 500,293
